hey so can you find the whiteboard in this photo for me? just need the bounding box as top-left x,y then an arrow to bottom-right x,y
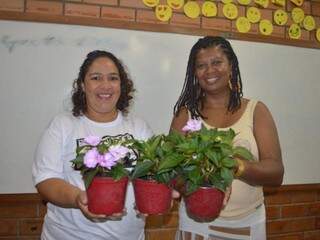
0,20 -> 319,193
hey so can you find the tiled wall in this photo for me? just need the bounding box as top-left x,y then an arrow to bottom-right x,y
0,0 -> 320,48
0,184 -> 319,240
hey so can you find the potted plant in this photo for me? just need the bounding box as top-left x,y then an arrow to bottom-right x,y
130,134 -> 184,214
71,133 -> 136,215
169,119 -> 253,221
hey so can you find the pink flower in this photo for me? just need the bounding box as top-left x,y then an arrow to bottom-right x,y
99,152 -> 118,169
84,136 -> 101,146
83,148 -> 99,168
182,119 -> 202,132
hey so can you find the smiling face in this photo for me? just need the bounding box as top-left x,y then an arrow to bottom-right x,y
291,7 -> 304,23
288,23 -> 301,39
183,1 -> 200,18
202,1 -> 217,17
195,46 -> 232,95
82,57 -> 121,122
259,19 -> 273,35
143,0 -> 159,7
223,3 -> 238,20
274,9 -> 288,26
167,0 -> 184,9
303,15 -> 315,31
246,7 -> 261,23
155,4 -> 172,21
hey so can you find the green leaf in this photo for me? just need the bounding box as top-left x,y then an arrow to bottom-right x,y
158,154 -> 184,171
83,168 -> 99,189
111,164 -> 128,180
220,168 -> 233,184
233,146 -> 254,160
221,157 -> 236,168
131,160 -> 154,179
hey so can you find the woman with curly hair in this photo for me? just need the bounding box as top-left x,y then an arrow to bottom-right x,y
32,50 -> 153,240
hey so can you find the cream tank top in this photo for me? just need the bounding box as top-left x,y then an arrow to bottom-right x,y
193,99 -> 264,219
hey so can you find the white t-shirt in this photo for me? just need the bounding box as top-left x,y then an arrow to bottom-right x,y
32,111 -> 153,240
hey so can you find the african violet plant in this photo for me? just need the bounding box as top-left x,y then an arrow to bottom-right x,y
71,134 -> 136,188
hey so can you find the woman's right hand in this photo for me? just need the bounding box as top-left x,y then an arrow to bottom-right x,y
76,191 -> 127,222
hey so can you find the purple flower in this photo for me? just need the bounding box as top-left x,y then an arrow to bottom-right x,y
99,152 -> 118,169
182,119 -> 202,132
84,136 -> 101,146
108,145 -> 130,160
83,148 -> 99,168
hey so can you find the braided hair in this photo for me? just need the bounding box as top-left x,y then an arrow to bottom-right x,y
173,36 -> 243,119
71,50 -> 135,117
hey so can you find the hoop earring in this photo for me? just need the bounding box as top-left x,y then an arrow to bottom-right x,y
228,80 -> 233,90
237,81 -> 241,93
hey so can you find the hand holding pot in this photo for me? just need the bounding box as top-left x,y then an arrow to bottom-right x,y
76,191 -> 127,221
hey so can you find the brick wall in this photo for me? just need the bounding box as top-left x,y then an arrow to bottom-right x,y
0,184 -> 319,240
0,0 -> 320,48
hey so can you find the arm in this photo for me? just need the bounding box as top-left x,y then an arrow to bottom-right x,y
169,107 -> 189,134
36,178 -> 81,208
237,102 -> 284,187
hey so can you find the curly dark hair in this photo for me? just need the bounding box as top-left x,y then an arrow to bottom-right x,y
174,36 -> 243,119
71,50 -> 135,117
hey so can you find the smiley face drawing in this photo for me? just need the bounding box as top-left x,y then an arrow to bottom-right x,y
274,9 -> 288,26
223,3 -> 238,20
290,0 -> 304,7
238,0 -> 251,5
254,0 -> 269,8
291,7 -> 304,24
236,17 -> 251,33
183,1 -> 200,19
202,1 -> 217,17
259,19 -> 273,35
303,15 -> 315,31
155,5 -> 173,22
316,28 -> 320,42
271,0 -> 285,7
222,0 -> 234,3
246,6 -> 261,23
167,0 -> 184,10
143,0 -> 159,8
288,23 -> 301,39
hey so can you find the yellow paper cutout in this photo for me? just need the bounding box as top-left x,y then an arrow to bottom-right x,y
259,19 -> 273,35
143,0 -> 159,8
291,7 -> 304,24
222,0 -> 234,4
223,3 -> 238,20
183,1 -> 200,19
303,15 -> 315,31
288,23 -> 301,39
155,5 -> 173,22
236,17 -> 251,33
238,0 -> 251,5
274,9 -> 288,26
316,28 -> 320,42
271,0 -> 285,7
254,0 -> 269,8
202,1 -> 217,17
290,0 -> 303,7
167,0 -> 184,10
246,7 -> 261,23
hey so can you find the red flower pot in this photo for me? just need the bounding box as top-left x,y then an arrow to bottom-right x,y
87,176 -> 128,215
133,178 -> 171,214
185,187 -> 224,221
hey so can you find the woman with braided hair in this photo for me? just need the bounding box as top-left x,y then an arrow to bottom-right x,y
171,36 -> 284,240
